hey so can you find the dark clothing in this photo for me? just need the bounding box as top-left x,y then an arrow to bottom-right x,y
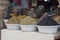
37,0 -> 59,6
43,0 -> 59,12
43,1 -> 50,12
9,0 -> 13,3
50,0 -> 59,6
37,0 -> 43,6
37,0 -> 59,8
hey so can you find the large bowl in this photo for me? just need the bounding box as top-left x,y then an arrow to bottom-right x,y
37,25 -> 59,34
20,25 -> 36,32
6,24 -> 20,30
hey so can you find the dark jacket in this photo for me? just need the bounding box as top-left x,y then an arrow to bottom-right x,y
9,0 -> 13,3
43,0 -> 59,12
37,0 -> 59,6
50,0 -> 59,6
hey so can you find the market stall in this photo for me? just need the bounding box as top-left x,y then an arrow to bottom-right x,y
0,0 -> 60,40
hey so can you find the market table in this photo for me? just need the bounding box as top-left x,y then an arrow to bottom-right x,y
1,29 -> 60,40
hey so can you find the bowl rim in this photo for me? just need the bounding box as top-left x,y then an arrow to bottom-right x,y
20,24 -> 34,26
36,25 -> 60,28
6,24 -> 19,25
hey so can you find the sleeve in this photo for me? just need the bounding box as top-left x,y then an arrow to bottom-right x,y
53,0 -> 59,6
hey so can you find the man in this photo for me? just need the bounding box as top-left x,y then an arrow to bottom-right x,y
44,0 -> 59,11
37,0 -> 59,18
37,0 -> 59,10
44,0 -> 59,16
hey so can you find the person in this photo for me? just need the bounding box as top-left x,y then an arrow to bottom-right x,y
37,0 -> 44,18
43,0 -> 59,16
50,0 -> 59,6
44,0 -> 59,11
